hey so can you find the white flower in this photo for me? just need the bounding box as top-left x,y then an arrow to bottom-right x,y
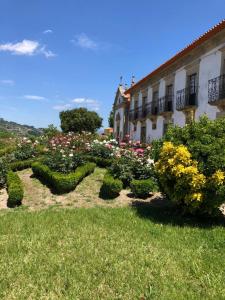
69,153 -> 73,157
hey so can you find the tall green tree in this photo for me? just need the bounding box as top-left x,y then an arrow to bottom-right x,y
60,108 -> 102,133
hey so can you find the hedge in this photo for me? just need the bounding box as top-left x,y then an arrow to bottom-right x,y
9,156 -> 44,171
130,178 -> 158,198
32,162 -> 96,194
9,159 -> 34,171
83,155 -> 113,168
99,171 -> 123,199
6,171 -> 24,207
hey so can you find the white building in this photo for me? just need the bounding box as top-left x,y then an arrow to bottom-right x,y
113,20 -> 225,143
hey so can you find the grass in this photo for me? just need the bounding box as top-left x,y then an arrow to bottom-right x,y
0,206 -> 224,299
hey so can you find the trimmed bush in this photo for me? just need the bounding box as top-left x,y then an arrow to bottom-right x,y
32,162 -> 96,194
6,171 -> 24,207
100,172 -> 123,199
84,155 -> 113,168
9,159 -> 34,171
131,178 -> 158,198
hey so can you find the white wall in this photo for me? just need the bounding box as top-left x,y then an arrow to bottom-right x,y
159,79 -> 165,98
196,49 -> 221,120
173,68 -> 186,127
113,107 -> 124,138
147,86 -> 152,103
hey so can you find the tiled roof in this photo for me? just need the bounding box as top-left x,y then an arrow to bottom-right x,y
125,20 -> 225,94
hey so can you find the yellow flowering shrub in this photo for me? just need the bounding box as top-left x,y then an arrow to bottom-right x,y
155,142 -> 225,215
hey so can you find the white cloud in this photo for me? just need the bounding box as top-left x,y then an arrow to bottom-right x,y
43,29 -> 53,34
72,98 -> 85,103
0,79 -> 14,86
53,97 -> 101,112
24,95 -> 46,101
53,104 -> 71,111
0,39 -> 56,58
72,97 -> 100,111
72,33 -> 98,50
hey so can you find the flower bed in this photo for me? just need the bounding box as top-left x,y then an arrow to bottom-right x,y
32,162 -> 96,194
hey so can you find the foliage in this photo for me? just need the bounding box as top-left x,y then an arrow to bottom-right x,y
109,148 -> 155,186
131,178 -> 158,198
99,171 -> 123,199
9,159 -> 35,172
14,138 -> 38,161
60,108 -> 102,133
88,139 -> 117,159
48,131 -> 95,153
44,149 -> 85,174
6,171 -> 24,207
32,162 -> 96,194
0,146 -> 16,157
0,158 -> 8,188
43,124 -> 60,139
83,155 -> 113,168
108,108 -> 114,128
152,116 -> 225,177
156,141 -> 225,215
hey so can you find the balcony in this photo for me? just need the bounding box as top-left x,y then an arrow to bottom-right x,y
129,102 -> 159,122
158,95 -> 173,114
129,106 -> 141,121
176,87 -> 197,111
208,74 -> 225,106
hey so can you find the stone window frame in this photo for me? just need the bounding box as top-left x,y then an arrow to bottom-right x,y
185,60 -> 200,90
219,47 -> 225,75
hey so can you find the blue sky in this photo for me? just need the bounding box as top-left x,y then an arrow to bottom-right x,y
0,0 -> 225,129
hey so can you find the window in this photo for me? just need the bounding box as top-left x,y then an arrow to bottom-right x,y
189,73 -> 197,95
152,91 -> 158,114
152,122 -> 157,130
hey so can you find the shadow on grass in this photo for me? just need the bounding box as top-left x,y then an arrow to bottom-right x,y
131,197 -> 225,228
30,174 -> 66,195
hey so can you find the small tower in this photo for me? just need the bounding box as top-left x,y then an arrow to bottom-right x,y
131,75 -> 135,86
119,76 -> 123,86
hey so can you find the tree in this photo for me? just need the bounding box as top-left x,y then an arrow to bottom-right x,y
108,109 -> 114,128
60,108 -> 102,133
43,124 -> 60,138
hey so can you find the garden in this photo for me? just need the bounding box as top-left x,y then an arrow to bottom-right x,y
0,116 -> 225,298
1,115 -> 225,217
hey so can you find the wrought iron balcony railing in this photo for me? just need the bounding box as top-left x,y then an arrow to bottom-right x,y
158,95 -> 173,114
208,74 -> 225,104
176,87 -> 197,111
129,101 -> 159,121
129,107 -> 141,121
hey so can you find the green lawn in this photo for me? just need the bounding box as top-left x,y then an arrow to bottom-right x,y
0,206 -> 224,299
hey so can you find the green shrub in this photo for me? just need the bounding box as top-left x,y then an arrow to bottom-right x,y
43,150 -> 85,174
130,178 -> 158,198
32,162 -> 96,194
99,172 -> 123,199
0,158 -> 8,188
152,116 -> 225,176
6,171 -> 24,207
9,159 -> 34,171
84,155 -> 113,168
0,146 -> 16,157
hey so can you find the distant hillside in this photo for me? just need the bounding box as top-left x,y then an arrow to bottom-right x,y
0,118 -> 43,136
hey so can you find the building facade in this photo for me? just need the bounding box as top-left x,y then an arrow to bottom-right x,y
113,20 -> 225,143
